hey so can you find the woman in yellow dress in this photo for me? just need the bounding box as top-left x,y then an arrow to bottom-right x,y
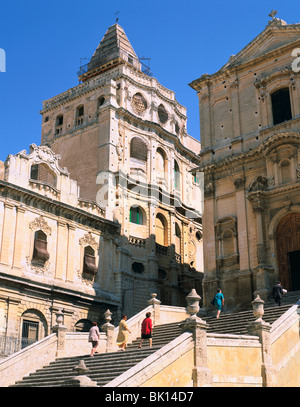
117,314 -> 131,351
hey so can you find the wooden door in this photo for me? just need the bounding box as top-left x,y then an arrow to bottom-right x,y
276,213 -> 300,290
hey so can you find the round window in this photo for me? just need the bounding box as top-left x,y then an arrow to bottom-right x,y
132,93 -> 147,113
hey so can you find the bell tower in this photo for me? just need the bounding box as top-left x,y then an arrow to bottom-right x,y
40,23 -> 203,311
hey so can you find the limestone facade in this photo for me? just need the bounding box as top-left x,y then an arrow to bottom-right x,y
0,144 -> 122,349
190,15 -> 300,310
40,24 -> 203,310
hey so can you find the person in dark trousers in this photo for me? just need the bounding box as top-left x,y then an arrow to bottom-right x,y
272,281 -> 283,306
88,322 -> 100,357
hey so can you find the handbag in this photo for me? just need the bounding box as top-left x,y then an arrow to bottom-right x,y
211,297 -> 215,306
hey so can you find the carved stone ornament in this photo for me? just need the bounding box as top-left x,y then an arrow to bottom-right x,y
29,215 -> 52,235
22,144 -> 69,176
247,176 -> 268,193
79,232 -> 99,251
233,177 -> 245,190
204,182 -> 214,197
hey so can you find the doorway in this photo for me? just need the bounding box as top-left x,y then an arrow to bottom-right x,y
288,250 -> 300,291
276,213 -> 300,291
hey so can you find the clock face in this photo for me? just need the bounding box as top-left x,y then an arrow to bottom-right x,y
132,92 -> 148,113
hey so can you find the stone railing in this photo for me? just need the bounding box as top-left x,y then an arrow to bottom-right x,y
102,294 -> 189,352
0,334 -> 58,387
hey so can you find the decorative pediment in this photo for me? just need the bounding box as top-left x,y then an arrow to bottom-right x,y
221,21 -> 300,70
79,232 -> 99,251
29,215 -> 52,235
19,144 -> 69,177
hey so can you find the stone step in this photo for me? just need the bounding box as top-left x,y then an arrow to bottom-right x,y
11,298 -> 298,387
12,347 -> 160,387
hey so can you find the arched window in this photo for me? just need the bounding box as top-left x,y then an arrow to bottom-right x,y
55,114 -> 63,135
130,137 -> 147,161
174,160 -> 180,189
75,105 -> 84,126
32,230 -> 50,264
156,148 -> 167,179
21,309 -> 47,349
30,163 -> 57,188
76,105 -> 84,117
98,96 -> 105,108
271,88 -> 292,125
155,214 -> 168,246
129,206 -> 144,225
83,246 -> 97,277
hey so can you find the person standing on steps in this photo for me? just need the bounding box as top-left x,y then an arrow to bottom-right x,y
138,312 -> 153,348
88,322 -> 100,357
117,314 -> 131,351
214,288 -> 224,319
272,281 -> 284,306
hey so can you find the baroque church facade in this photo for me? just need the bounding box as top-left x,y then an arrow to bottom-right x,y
0,24 -> 203,350
0,13 -> 299,355
190,13 -> 300,311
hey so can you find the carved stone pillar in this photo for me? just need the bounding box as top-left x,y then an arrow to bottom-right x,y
52,310 -> 68,358
247,296 -> 278,387
252,198 -> 266,265
148,293 -> 161,325
180,289 -> 213,387
101,309 -> 115,353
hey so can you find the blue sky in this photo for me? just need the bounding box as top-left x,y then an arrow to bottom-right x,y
0,0 -> 299,161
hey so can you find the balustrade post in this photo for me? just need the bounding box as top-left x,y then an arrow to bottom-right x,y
52,310 -> 67,358
148,293 -> 161,325
180,289 -> 213,387
248,295 -> 278,387
101,309 -> 115,352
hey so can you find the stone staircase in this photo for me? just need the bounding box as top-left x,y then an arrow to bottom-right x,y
10,290 -> 300,387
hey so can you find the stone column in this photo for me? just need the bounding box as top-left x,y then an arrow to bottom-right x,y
12,206 -> 26,269
169,258 -> 179,305
250,196 -> 269,301
52,310 -> 68,358
6,297 -> 21,339
234,178 -> 252,308
66,223 -> 76,282
55,219 -> 67,280
0,201 -> 15,265
247,296 -> 278,387
202,181 -> 218,307
180,289 -> 213,387
230,78 -> 241,139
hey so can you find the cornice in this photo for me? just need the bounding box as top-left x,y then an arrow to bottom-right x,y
195,131 -> 300,174
190,37 -> 300,91
0,180 -> 119,235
